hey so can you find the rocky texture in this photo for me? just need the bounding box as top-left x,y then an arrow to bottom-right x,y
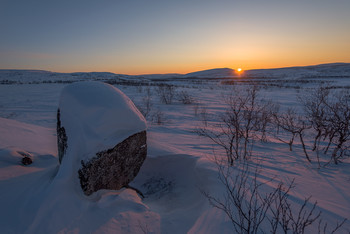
21,156 -> 32,165
56,109 -> 67,164
18,151 -> 33,165
78,131 -> 146,195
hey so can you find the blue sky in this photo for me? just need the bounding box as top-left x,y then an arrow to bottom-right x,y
1,0 -> 350,74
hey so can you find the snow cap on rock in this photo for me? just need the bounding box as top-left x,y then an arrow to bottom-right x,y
59,81 -> 146,162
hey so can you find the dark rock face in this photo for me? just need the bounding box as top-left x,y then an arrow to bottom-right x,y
57,109 -> 68,164
21,156 -> 32,165
78,130 -> 147,196
18,151 -> 33,165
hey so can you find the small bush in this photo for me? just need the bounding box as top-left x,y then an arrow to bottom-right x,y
203,160 -> 347,234
157,84 -> 175,104
178,90 -> 195,104
152,109 -> 166,125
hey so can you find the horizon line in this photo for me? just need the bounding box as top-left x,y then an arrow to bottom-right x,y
0,62 -> 349,76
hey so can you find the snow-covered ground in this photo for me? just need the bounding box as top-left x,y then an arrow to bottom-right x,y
0,64 -> 349,233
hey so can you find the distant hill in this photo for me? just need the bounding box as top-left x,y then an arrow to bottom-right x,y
142,63 -> 350,79
184,68 -> 235,78
1,63 -> 350,83
244,63 -> 350,79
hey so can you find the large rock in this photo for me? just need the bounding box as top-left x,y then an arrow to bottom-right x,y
78,131 -> 146,195
57,81 -> 147,195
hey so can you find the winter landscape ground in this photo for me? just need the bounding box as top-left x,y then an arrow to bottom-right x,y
0,63 -> 350,233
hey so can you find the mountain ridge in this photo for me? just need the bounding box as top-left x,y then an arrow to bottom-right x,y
1,62 -> 350,82
1,62 -> 350,76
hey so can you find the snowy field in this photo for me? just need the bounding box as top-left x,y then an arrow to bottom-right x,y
0,64 -> 350,233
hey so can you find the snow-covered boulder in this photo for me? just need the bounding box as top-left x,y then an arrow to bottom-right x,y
57,81 -> 147,195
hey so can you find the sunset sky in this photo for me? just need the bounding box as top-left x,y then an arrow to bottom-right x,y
1,0 -> 350,74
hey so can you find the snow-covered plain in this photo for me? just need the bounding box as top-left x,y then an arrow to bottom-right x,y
0,64 -> 350,233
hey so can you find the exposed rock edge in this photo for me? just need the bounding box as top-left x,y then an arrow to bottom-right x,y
78,130 -> 147,196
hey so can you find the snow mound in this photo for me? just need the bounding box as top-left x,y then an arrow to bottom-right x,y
59,81 -> 147,162
0,117 -> 57,156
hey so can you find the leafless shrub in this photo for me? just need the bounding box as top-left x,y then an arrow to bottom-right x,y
178,90 -> 195,104
152,109 -> 166,125
273,109 -> 298,151
273,108 -> 312,162
203,161 -> 278,234
199,106 -> 209,127
157,84 -> 175,104
203,160 -> 347,234
276,86 -> 350,166
309,89 -> 350,165
259,99 -> 279,142
197,85 -> 276,164
270,182 -> 347,234
137,88 -> 153,119
299,87 -> 332,165
318,218 -> 347,234
269,187 -> 322,233
325,91 -> 350,164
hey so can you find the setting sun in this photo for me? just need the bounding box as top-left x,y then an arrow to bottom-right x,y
237,68 -> 242,72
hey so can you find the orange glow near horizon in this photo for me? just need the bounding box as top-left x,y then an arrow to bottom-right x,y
18,55 -> 350,75
37,58 -> 350,76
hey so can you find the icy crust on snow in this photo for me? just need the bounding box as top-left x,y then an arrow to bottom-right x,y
59,81 -> 146,162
